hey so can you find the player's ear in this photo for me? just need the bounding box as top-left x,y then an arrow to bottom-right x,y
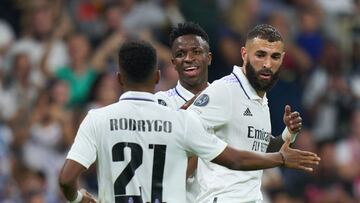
207,51 -> 212,66
117,72 -> 124,86
155,69 -> 160,84
241,47 -> 247,62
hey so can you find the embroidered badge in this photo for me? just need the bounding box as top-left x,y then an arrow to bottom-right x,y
194,94 -> 209,107
158,99 -> 167,106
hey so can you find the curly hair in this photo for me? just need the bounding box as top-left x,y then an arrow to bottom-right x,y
169,21 -> 209,47
118,40 -> 157,83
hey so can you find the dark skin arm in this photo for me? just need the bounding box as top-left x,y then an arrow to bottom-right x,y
59,160 -> 97,202
267,105 -> 302,152
213,136 -> 320,171
186,157 -> 198,178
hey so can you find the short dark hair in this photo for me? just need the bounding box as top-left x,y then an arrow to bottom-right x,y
118,40 -> 157,83
246,24 -> 283,43
169,22 -> 210,46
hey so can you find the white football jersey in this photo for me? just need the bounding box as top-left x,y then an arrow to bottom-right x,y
189,66 -> 273,203
66,91 -> 227,203
155,81 -> 195,109
155,81 -> 203,203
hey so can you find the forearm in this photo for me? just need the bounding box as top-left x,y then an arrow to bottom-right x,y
58,159 -> 87,201
186,156 -> 198,178
212,147 -> 283,171
230,151 -> 284,170
59,178 -> 78,201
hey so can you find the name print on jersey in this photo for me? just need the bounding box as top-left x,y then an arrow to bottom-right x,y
110,118 -> 172,133
247,126 -> 271,152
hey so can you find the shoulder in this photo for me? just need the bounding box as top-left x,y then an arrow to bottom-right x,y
156,88 -> 177,98
155,88 -> 177,107
86,102 -> 118,118
205,73 -> 237,90
202,74 -> 235,95
218,73 -> 238,85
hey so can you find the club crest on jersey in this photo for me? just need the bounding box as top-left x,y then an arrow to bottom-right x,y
157,99 -> 167,106
194,94 -> 209,107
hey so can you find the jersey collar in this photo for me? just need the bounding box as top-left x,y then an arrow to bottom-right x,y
175,81 -> 210,102
175,81 -> 195,102
119,91 -> 156,102
232,65 -> 268,104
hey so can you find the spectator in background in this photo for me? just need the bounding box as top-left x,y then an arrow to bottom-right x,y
281,129 -> 319,201
46,79 -> 74,147
305,140 -> 355,203
349,0 -> 360,100
214,27 -> 243,80
0,52 -> 39,123
22,88 -> 71,202
335,107 -> 360,200
87,73 -> 120,110
0,19 -> 15,73
266,10 -> 312,135
66,0 -> 104,46
350,38 -> 360,99
120,0 -> 167,35
4,2 -> 69,87
45,33 -> 100,109
0,121 -> 16,202
295,6 -> 324,70
302,40 -> 354,141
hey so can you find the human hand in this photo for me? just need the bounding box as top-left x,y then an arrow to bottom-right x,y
279,136 -> 320,172
180,93 -> 201,110
80,189 -> 97,203
283,105 -> 302,134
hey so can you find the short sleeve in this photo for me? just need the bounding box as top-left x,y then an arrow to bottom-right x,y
66,111 -> 97,168
182,111 -> 227,162
189,81 -> 232,130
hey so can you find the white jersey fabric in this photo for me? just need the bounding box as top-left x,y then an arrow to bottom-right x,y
189,66 -> 273,203
155,81 -> 195,109
156,81 -> 204,203
66,91 -> 226,203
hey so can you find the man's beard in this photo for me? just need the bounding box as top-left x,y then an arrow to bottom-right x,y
245,60 -> 280,92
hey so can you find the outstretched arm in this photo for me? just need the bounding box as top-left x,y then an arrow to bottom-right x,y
212,136 -> 320,172
59,159 -> 97,202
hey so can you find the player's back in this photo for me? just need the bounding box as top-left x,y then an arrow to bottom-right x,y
81,91 -> 225,203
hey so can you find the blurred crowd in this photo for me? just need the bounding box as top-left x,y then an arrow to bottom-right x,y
0,0 -> 360,202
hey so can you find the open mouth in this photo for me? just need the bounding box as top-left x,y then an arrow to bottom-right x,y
184,66 -> 200,77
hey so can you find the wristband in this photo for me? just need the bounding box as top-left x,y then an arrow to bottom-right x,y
281,127 -> 298,143
68,190 -> 83,203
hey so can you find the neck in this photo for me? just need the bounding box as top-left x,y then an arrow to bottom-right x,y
256,90 -> 265,98
122,84 -> 156,94
180,81 -> 208,95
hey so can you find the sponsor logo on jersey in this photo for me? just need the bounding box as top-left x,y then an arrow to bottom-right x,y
243,107 -> 253,116
247,126 -> 271,152
194,94 -> 209,107
157,99 -> 167,106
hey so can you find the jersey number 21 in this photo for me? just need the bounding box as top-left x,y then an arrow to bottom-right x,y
112,142 -> 166,203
